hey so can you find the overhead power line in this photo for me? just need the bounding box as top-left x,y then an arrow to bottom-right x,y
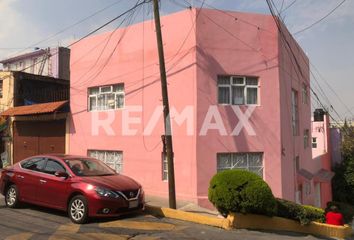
280,0 -> 297,15
7,0 -> 124,58
268,0 -> 345,121
72,2 -> 143,89
0,0 -> 151,107
293,0 -> 347,35
265,0 -> 350,134
310,62 -> 354,118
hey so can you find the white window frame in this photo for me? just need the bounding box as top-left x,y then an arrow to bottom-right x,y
291,89 -> 299,136
217,152 -> 264,178
312,137 -> 317,148
87,149 -> 123,173
217,76 -> 259,106
88,84 -> 125,111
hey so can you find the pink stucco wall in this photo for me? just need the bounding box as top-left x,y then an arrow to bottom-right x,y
69,8 -> 331,208
70,9 -> 199,201
278,22 -> 314,205
194,10 -> 283,207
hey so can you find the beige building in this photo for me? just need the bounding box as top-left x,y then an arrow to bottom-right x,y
0,47 -> 70,80
0,71 -> 69,166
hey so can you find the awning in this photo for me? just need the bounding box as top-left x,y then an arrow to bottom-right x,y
314,169 -> 334,182
0,101 -> 68,116
297,169 -> 314,181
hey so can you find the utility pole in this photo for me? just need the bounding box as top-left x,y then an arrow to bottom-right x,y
152,0 -> 177,209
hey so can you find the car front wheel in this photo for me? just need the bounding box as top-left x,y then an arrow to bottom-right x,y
68,195 -> 89,224
5,185 -> 20,208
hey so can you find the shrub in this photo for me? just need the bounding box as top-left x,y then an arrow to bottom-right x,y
326,201 -> 354,223
208,169 -> 277,217
276,198 -> 325,225
303,205 -> 326,223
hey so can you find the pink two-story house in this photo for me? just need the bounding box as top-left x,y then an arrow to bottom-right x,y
69,8 -> 331,208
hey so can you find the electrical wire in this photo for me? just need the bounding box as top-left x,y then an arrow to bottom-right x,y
71,7 -> 137,87
269,0 -> 348,125
6,0 -> 125,58
0,0 -> 151,108
0,0 -> 150,88
293,0 -> 347,35
165,0 -> 205,69
169,0 -> 191,9
280,0 -> 297,15
72,2 -> 143,90
310,62 -> 354,118
265,0 -> 351,135
193,0 -> 273,34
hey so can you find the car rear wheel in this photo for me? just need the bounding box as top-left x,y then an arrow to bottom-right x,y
68,195 -> 89,224
5,185 -> 20,208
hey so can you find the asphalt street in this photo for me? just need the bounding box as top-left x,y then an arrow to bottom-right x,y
0,195 -> 335,240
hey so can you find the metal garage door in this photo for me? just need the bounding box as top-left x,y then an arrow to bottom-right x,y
13,120 -> 65,163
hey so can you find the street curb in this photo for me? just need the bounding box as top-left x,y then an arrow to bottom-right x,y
228,213 -> 353,240
145,205 -> 232,230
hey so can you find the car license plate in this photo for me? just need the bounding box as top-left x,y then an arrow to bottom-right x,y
129,200 -> 139,208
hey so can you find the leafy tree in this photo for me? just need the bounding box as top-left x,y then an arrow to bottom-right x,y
332,121 -> 354,205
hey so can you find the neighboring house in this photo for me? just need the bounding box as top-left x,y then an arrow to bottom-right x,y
69,9 -> 327,208
0,71 -> 69,166
330,127 -> 342,166
0,47 -> 70,80
310,109 -> 334,208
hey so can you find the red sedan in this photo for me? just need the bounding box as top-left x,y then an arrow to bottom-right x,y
0,154 -> 145,224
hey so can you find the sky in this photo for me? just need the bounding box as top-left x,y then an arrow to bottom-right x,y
0,0 -> 353,121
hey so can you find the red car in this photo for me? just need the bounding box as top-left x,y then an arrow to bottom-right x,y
0,154 -> 145,223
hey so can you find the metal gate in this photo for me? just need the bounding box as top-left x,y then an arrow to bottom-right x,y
13,120 -> 65,163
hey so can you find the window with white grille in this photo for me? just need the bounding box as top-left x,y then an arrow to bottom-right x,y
88,150 -> 123,173
217,76 -> 259,105
217,152 -> 263,178
88,84 -> 124,111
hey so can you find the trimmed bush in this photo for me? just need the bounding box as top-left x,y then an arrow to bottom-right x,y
326,201 -> 354,223
303,205 -> 326,223
208,169 -> 277,217
276,198 -> 325,225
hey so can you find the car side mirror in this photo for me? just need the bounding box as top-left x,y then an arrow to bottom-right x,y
55,171 -> 69,179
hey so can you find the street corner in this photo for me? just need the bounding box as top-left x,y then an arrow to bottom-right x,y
3,214 -> 179,240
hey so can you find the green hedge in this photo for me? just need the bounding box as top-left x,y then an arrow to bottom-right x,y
208,170 -> 277,217
326,201 -> 354,223
276,198 -> 325,225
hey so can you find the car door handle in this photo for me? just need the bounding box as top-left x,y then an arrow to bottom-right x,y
17,175 -> 24,179
40,179 -> 47,184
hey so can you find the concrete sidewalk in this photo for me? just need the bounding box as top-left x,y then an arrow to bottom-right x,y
0,193 -> 221,217
145,195 -> 221,218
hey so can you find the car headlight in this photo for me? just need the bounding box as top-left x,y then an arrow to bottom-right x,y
95,187 -> 120,198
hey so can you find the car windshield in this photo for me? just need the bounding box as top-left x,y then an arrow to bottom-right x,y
65,158 -> 116,177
